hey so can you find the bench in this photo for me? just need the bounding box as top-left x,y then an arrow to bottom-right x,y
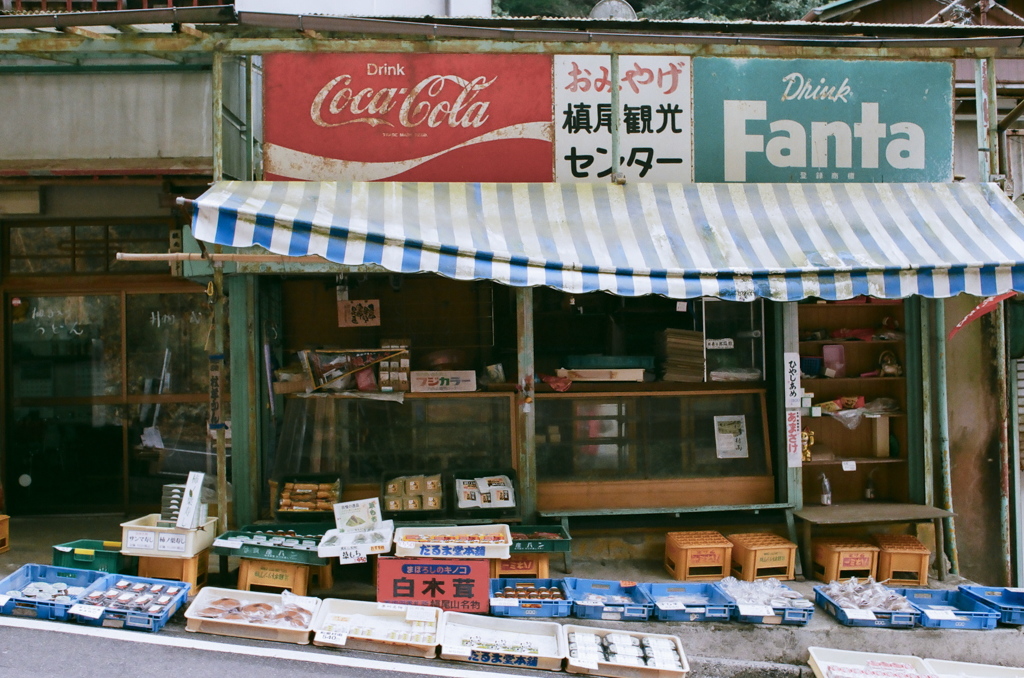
539,503 -> 797,574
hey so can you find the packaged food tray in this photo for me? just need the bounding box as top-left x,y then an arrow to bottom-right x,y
52,539 -> 138,575
894,588 -> 999,630
274,473 -> 342,522
0,564 -> 110,621
120,514 -> 218,558
381,470 -> 446,521
184,586 -> 321,645
509,525 -> 572,553
393,523 -> 511,559
490,578 -> 573,618
439,610 -> 566,671
959,585 -> 1024,625
809,647 -> 932,678
716,581 -> 813,626
446,467 -> 520,521
923,658 -> 1024,677
813,585 -> 919,628
311,598 -> 442,658
563,623 -> 689,678
564,577 -> 653,621
69,574 -> 191,632
212,527 -> 331,566
637,582 -> 733,622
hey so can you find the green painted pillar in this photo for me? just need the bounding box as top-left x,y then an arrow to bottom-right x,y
229,274 -> 261,527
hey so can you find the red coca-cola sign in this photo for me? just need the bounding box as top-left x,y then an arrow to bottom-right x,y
264,53 -> 554,182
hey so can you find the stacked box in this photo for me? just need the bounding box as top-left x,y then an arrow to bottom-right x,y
664,531 -> 733,581
378,339 -> 410,393
727,532 -> 797,581
812,539 -> 879,582
160,484 -> 185,524
874,534 -> 930,586
383,474 -> 443,514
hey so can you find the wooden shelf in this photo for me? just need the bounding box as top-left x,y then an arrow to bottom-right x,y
799,339 -> 903,347
801,377 -> 905,384
802,457 -> 904,467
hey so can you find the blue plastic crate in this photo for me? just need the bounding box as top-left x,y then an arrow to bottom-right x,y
959,585 -> 1024,625
489,578 -> 572,618
637,582 -> 733,622
69,574 -> 191,632
716,582 -> 813,626
0,564 -> 111,621
563,577 -> 652,621
893,588 -> 998,630
814,586 -> 919,628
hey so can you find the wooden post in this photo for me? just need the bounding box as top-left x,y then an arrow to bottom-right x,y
516,287 -> 537,521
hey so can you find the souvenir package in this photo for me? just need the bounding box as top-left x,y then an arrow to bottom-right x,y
384,474 -> 443,514
565,627 -> 688,674
456,474 -> 515,509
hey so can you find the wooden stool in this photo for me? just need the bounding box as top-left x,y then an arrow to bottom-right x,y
490,553 -> 550,579
237,558 -> 310,595
311,564 -> 333,590
137,548 -> 209,593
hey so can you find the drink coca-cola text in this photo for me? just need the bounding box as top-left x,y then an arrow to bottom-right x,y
311,74 -> 495,129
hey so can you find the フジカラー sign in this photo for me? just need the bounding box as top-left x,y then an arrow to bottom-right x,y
693,57 -> 953,182
554,55 -> 692,183
376,558 -> 489,614
263,53 -> 553,182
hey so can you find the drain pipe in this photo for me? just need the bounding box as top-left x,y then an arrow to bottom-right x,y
994,303 -> 1013,586
934,300 -> 960,575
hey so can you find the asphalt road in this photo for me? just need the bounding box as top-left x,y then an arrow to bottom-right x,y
0,615 -> 555,678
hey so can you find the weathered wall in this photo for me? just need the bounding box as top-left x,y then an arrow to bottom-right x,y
945,294 -> 1005,585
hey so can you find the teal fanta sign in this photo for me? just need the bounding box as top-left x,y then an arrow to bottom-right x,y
693,58 -> 953,182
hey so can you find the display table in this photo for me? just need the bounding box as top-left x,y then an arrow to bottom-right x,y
792,503 -> 953,582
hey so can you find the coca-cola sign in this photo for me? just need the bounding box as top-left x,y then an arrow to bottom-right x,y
264,54 -> 554,182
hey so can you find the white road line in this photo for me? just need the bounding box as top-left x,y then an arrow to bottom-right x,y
0,616 -> 536,677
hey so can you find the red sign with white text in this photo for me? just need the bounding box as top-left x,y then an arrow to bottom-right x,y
376,557 -> 489,614
264,53 -> 554,182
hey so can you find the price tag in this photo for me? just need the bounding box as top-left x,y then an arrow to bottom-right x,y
376,603 -> 405,612
405,606 -> 436,622
574,657 -> 599,670
675,301 -> 687,312
843,609 -> 877,620
923,609 -> 959,621
158,533 -> 187,553
0,595 -> 10,607
314,629 -> 348,646
125,530 -> 155,551
656,601 -> 687,610
841,461 -> 857,472
490,598 -> 519,607
69,604 -> 105,620
738,604 -> 776,618
213,539 -> 242,549
446,644 -> 472,657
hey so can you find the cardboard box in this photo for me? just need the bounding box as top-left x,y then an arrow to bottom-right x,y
377,557 -> 490,614
410,370 -> 476,392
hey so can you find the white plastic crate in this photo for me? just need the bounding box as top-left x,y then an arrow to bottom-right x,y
924,659 -> 1024,678
393,524 -> 511,559
563,624 -> 689,678
808,647 -> 932,678
311,598 -> 441,659
439,610 -> 565,671
184,586 -> 321,645
120,514 -> 218,558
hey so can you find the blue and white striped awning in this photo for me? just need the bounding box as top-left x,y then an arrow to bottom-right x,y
191,180 -> 1024,302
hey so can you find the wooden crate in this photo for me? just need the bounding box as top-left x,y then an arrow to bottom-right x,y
812,539 -> 879,583
727,532 -> 797,581
664,530 -> 733,581
138,548 -> 209,593
237,558 -> 311,596
490,553 -> 550,579
0,515 -> 8,554
874,534 -> 930,586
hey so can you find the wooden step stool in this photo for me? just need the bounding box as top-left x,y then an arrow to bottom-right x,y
137,548 -> 209,593
236,558 -> 332,595
812,539 -> 879,583
664,531 -> 733,581
874,534 -> 930,586
490,553 -> 550,579
0,515 -> 8,554
727,532 -> 797,581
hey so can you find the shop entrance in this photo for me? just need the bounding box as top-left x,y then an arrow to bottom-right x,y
4,288 -> 213,515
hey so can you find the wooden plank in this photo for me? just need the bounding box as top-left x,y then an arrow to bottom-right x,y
794,502 -> 952,525
537,476 -> 775,511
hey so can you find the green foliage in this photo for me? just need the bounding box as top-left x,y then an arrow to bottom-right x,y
493,0 -> 818,20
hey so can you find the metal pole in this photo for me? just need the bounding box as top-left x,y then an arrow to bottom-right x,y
975,58 -> 991,181
995,303 -> 1013,585
212,49 -> 229,530
610,53 -> 620,177
516,287 -> 537,522
987,56 -> 1000,180
921,299 -> 934,508
213,50 -> 224,183
935,300 -> 960,575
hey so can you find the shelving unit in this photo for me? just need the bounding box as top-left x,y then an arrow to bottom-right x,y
796,300 -> 909,506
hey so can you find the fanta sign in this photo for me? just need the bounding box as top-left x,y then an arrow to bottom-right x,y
694,58 -> 953,183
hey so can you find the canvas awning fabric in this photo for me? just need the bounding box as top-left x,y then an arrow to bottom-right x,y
191,180 -> 1024,302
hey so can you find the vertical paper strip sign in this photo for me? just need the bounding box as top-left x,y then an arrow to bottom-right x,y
176,471 -> 205,530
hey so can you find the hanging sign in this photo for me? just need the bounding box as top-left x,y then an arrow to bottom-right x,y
948,291 -> 1015,340
208,355 -> 224,429
786,410 -> 803,469
784,352 -> 802,408
338,299 -> 381,327
693,58 -> 953,182
554,55 -> 692,183
263,53 -> 554,182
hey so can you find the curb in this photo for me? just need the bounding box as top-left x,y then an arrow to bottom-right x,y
689,655 -> 810,678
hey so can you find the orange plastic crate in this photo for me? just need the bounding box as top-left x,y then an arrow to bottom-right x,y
490,553 -> 550,579
727,532 -> 797,581
664,530 -> 733,581
874,535 -> 930,586
812,539 -> 879,583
